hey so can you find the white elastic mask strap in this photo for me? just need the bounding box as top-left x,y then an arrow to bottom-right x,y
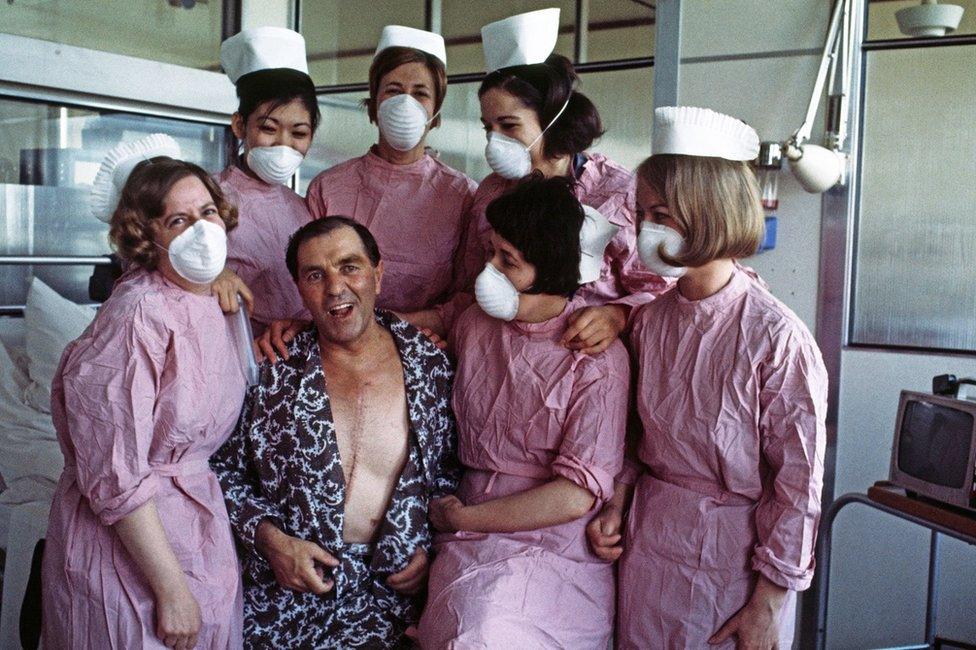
526,96 -> 571,151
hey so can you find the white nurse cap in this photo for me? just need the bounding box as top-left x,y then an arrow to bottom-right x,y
375,25 -> 447,66
90,134 -> 182,223
652,106 -> 760,161
481,8 -> 560,73
578,205 -> 619,284
221,26 -> 309,85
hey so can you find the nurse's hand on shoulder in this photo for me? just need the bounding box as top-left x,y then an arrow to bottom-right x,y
256,318 -> 308,363
708,574 -> 788,649
561,304 -> 628,355
429,495 -> 465,533
256,521 -> 340,594
585,503 -> 624,562
386,548 -> 429,594
211,268 -> 254,314
155,582 -> 201,650
418,328 -> 449,352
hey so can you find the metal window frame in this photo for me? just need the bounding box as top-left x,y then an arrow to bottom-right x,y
797,0 -> 866,640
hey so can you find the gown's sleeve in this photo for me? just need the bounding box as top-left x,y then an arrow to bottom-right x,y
752,327 -> 829,591
221,182 -> 260,291
432,176 -> 480,333
58,301 -> 167,527
552,346 -> 629,502
304,172 -> 327,219
211,385 -> 283,559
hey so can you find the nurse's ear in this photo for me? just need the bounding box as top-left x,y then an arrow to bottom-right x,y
230,112 -> 247,141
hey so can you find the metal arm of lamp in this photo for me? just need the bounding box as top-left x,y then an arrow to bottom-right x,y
782,0 -> 853,193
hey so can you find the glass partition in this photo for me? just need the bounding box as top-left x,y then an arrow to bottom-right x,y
0,96 -> 229,309
299,0 -> 656,82
1,0 -> 224,69
852,44 -> 976,351
300,1 -> 427,86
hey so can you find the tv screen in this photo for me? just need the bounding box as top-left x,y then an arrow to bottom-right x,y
898,400 -> 974,489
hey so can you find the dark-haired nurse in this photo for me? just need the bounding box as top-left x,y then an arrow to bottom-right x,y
305,26 -> 477,320
211,27 -> 321,335
417,177 -> 626,648
432,9 -> 669,350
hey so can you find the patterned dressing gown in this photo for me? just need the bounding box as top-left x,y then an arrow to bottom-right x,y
211,311 -> 459,649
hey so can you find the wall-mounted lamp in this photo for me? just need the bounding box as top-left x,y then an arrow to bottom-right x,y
777,0 -> 856,194
897,0 -> 965,37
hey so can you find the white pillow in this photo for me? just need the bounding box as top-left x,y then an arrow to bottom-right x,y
0,340 -> 62,501
23,278 -> 97,413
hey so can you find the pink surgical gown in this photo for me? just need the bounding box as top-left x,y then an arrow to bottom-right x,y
305,147 -> 477,314
218,165 -> 312,335
452,152 -> 670,330
619,266 -> 828,649
418,303 -> 628,649
42,269 -> 247,649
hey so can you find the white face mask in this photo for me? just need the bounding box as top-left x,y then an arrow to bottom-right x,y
474,263 -> 520,321
637,221 -> 688,278
246,145 -> 305,185
483,97 -> 571,180
161,219 -> 228,284
377,94 -> 437,152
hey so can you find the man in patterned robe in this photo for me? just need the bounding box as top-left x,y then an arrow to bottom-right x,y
212,216 -> 459,648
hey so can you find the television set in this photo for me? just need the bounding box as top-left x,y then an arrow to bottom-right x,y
889,390 -> 976,513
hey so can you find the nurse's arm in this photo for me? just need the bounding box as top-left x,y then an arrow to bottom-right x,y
430,477 -> 595,534
708,574 -> 788,648
397,308 -> 446,339
115,500 -> 201,648
753,331 -> 829,591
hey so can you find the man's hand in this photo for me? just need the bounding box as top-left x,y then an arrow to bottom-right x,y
429,495 -> 465,533
585,503 -> 625,562
560,304 -> 628,355
386,548 -> 429,594
255,318 -> 309,363
211,268 -> 254,314
709,575 -> 787,649
256,522 -> 339,594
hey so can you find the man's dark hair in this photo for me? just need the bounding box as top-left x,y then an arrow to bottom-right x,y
286,216 -> 382,281
485,175 -> 584,296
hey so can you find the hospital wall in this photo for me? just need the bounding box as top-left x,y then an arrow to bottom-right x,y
676,1 -> 976,648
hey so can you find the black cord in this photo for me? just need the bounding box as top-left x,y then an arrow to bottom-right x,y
932,374 -> 976,396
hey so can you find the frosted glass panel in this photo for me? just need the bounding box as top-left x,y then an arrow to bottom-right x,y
852,45 -> 976,351
301,1 -> 426,86
1,0 -> 223,69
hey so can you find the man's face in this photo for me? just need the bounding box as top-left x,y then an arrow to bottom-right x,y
295,226 -> 383,345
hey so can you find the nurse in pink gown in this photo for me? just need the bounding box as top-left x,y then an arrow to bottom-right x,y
587,107 -> 828,649
305,27 -> 477,317
212,27 -> 320,335
418,177 -> 627,648
42,157 -> 248,649
445,46 -> 669,352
